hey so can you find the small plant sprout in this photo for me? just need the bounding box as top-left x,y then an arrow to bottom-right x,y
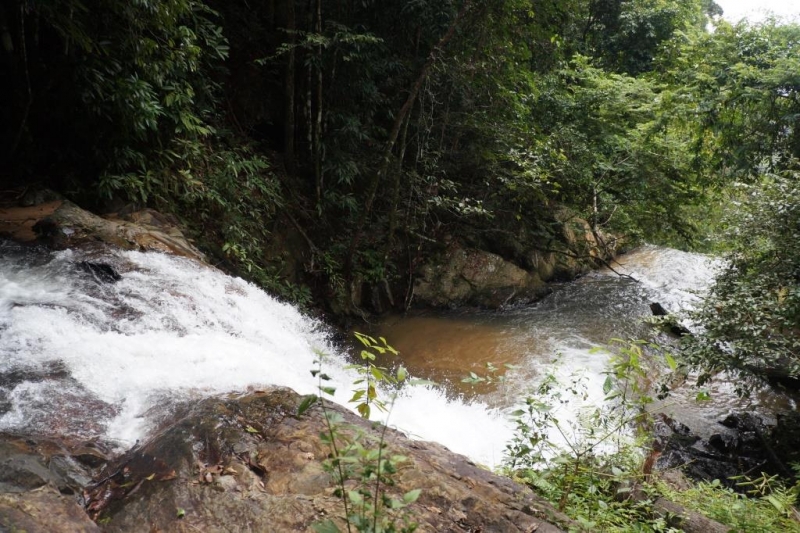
299,336 -> 420,533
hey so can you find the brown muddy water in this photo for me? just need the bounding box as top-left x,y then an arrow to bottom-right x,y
371,246 -> 799,437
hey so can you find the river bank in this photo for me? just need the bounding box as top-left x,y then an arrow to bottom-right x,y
1,195 -> 798,531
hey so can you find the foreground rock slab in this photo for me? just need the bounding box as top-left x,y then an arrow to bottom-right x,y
0,434 -> 109,532
87,388 -> 571,532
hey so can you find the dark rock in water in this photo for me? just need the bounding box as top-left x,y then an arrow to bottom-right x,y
0,434 -> 109,532
772,412 -> 800,468
653,411 -> 798,489
653,414 -> 698,450
20,188 -> 63,207
78,261 -> 122,283
707,433 -> 738,453
85,388 -> 571,532
650,302 -> 669,316
649,302 -> 691,336
413,244 -> 551,309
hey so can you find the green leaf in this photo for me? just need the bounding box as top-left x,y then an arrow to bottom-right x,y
245,425 -> 259,433
765,495 -> 785,512
312,519 -> 341,533
321,386 -> 336,396
349,390 -> 366,403
348,490 -> 364,505
297,394 -> 319,416
397,366 -> 408,381
665,353 -> 677,371
370,366 -> 385,381
602,375 -> 613,395
696,391 -> 711,402
177,508 -> 186,519
403,488 -> 422,504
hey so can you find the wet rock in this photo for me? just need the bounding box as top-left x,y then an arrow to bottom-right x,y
0,487 -> 101,532
413,245 -> 549,309
78,261 -> 123,283
649,302 -> 691,336
707,433 -> 738,453
653,411 -> 797,489
88,388 -> 571,533
0,198 -> 206,262
20,187 -> 63,207
0,434 -> 108,532
652,414 -> 698,450
772,412 -> 800,472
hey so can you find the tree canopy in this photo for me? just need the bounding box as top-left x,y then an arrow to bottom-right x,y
3,0 -> 799,385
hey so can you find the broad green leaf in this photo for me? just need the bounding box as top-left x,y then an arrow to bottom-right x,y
297,394 -> 319,416
403,488 -> 422,504
602,375 -> 613,395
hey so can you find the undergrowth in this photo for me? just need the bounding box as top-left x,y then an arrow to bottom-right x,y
493,339 -> 800,532
299,334 -> 423,533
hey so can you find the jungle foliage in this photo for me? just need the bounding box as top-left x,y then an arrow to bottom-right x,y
2,1 -> 799,384
1,0 -> 720,305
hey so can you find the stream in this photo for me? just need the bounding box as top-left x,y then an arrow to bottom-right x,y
0,241 -> 796,469
376,246 -> 797,438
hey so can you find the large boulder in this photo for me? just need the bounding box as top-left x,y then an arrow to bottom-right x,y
0,197 -> 205,262
85,388 -> 571,533
413,245 -> 549,308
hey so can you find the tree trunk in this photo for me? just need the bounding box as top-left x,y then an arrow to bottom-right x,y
383,107 -> 413,265
344,0 -> 473,282
283,0 -> 296,173
314,0 -> 323,209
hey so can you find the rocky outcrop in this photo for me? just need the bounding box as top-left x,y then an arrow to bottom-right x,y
0,196 -> 205,262
653,412 -> 800,489
413,245 -> 551,308
0,434 -> 111,532
84,388 -> 571,533
411,210 -> 619,310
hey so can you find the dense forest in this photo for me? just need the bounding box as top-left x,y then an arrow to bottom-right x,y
3,0 -> 800,405
2,0 -> 800,529
2,0 -> 799,384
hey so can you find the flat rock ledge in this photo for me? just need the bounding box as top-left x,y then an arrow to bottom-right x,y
74,388 -> 571,533
0,198 -> 205,262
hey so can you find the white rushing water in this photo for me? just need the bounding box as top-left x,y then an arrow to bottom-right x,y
377,244 -> 750,448
0,242 -> 512,466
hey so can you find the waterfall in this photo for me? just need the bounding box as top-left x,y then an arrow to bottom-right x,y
0,241 -> 512,467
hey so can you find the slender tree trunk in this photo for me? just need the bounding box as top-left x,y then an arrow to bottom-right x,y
267,0 -> 275,27
284,0 -> 296,173
383,108 -> 413,265
0,4 -> 14,54
344,0 -> 473,281
305,71 -> 312,154
304,0 -> 313,158
314,0 -> 324,209
10,4 -> 31,159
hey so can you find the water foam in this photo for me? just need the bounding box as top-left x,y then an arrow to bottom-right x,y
0,245 -> 510,466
